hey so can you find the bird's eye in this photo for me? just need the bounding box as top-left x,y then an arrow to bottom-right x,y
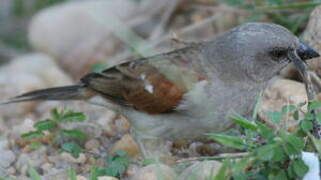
269,48 -> 289,61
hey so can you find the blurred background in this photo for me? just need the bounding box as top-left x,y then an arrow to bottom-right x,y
1,0 -> 321,179
0,0 -> 320,76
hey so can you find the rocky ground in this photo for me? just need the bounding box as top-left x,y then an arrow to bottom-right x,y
0,0 -> 321,179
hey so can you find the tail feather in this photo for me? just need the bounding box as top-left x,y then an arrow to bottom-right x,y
0,85 -> 86,105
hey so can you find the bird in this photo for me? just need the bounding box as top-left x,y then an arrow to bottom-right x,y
1,22 -> 320,162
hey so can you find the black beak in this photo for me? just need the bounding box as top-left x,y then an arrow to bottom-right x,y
297,42 -> 320,61
287,42 -> 319,77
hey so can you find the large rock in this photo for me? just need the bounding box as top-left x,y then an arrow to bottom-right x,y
28,0 -> 139,78
259,78 -> 307,129
303,5 -> 321,75
0,53 -> 72,119
281,6 -> 321,79
28,0 -> 175,79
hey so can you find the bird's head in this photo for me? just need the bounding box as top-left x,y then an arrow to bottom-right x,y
205,22 -> 320,83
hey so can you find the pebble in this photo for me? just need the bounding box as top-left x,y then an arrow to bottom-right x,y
111,134 -> 140,158
131,164 -> 177,180
60,152 -> 87,164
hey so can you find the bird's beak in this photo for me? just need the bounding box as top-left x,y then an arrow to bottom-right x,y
297,42 -> 320,61
287,42 -> 319,76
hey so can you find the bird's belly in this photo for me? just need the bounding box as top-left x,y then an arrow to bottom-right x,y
122,108 -> 237,141
122,83 -> 261,141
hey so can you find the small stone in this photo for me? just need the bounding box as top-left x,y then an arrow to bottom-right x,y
114,115 -> 131,134
178,160 -> 222,180
126,163 -> 140,178
85,139 -> 100,151
96,111 -> 117,136
16,147 -> 47,175
41,162 -> 53,174
42,168 -> 68,180
111,134 -> 140,158
98,176 -> 119,180
60,152 -> 87,164
131,164 -> 177,180
0,150 -> 16,168
0,138 -> 9,150
77,175 -> 87,180
7,167 -> 16,175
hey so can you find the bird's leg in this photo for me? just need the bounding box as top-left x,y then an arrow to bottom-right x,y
309,71 -> 321,91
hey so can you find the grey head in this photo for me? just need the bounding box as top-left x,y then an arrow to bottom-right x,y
203,22 -> 319,84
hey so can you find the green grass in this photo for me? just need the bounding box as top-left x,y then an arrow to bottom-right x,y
216,0 -> 321,35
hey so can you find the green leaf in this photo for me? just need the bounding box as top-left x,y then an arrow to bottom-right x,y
307,132 -> 321,155
287,161 -> 296,179
256,144 -> 276,161
266,111 -> 282,124
305,112 -> 314,121
280,133 -> 304,156
293,110 -> 299,120
51,108 -> 61,121
216,0 -> 245,6
272,146 -> 285,162
300,120 -> 313,132
68,167 -> 77,180
293,159 -> 309,177
34,119 -> 57,131
257,122 -> 275,141
230,114 -> 258,131
142,159 -> 157,166
316,112 -> 321,124
89,166 -> 98,180
21,130 -> 45,139
208,134 -> 246,150
60,142 -> 83,158
282,142 -> 300,156
308,101 -> 321,110
233,157 -> 250,174
27,166 -> 41,180
214,160 -> 230,180
286,134 -> 305,151
59,111 -> 86,123
269,170 -> 287,180
28,142 -> 43,150
99,150 -> 130,177
59,129 -> 87,140
281,104 -> 296,114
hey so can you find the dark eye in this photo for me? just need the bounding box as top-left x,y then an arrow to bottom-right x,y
269,48 -> 289,61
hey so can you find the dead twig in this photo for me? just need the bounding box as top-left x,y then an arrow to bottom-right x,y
149,0 -> 179,40
310,71 -> 321,90
296,59 -> 321,139
176,152 -> 248,164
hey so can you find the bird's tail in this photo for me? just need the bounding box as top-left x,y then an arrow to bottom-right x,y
0,85 -> 88,105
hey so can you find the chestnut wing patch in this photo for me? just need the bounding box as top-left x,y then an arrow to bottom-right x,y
81,47 -> 206,114
81,63 -> 186,114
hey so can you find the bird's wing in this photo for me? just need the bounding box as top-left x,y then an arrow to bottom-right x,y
81,46 -> 208,114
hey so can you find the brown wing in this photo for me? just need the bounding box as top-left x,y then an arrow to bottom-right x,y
81,46 -> 207,114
